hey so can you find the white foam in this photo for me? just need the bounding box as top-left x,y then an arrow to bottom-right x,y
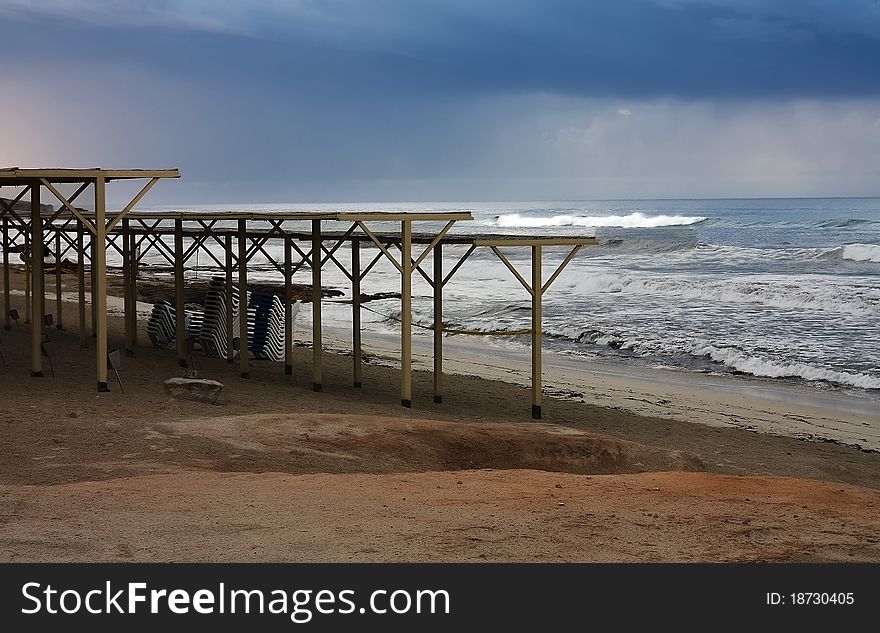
494,212 -> 706,229
693,344 -> 880,390
567,273 -> 879,316
841,243 -> 880,263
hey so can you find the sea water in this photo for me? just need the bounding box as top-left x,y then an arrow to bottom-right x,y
138,198 -> 880,403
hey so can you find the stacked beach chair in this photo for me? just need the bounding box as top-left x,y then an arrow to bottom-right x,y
146,301 -> 177,349
147,301 -> 206,349
185,309 -> 204,342
199,276 -> 243,359
148,279 -> 298,365
247,292 -> 287,362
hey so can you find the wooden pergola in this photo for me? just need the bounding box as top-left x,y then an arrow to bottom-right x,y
0,168 -> 180,390
1,167 -> 595,417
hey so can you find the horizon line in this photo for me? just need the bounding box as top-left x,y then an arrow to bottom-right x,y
140,194 -> 880,208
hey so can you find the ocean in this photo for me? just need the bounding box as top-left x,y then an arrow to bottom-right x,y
139,198 -> 880,403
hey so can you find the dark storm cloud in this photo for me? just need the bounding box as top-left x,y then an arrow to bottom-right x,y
3,1 -> 880,201
4,0 -> 880,100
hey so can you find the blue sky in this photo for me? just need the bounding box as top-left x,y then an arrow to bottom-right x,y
2,0 -> 880,202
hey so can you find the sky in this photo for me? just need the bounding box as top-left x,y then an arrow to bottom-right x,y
2,0 -> 880,203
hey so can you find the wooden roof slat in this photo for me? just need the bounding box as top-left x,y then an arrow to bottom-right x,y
118,227 -> 596,246
0,168 -> 180,182
336,212 -> 473,221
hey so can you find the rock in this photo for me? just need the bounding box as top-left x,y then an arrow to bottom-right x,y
163,377 -> 224,404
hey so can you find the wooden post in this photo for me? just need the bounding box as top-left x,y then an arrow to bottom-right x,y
77,221 -> 87,347
94,176 -> 109,391
122,218 -> 134,355
174,218 -> 187,368
433,242 -> 442,403
531,244 -> 542,419
401,220 -> 412,407
284,235 -> 293,377
225,234 -> 234,362
311,219 -> 322,392
54,228 -> 62,329
24,231 -> 30,324
30,182 -> 43,377
2,218 -> 9,330
90,234 -> 97,336
351,239 -> 362,388
238,219 -> 249,378
129,226 -> 138,350
40,223 -> 46,333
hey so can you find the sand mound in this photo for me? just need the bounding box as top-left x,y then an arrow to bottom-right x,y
163,413 -> 705,475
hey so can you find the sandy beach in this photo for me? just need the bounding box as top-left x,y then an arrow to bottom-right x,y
1,266 -> 879,562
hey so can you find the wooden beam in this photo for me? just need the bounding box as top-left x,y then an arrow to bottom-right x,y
288,241 -> 311,277
413,220 -> 455,269
174,218 -> 187,368
474,237 -> 596,247
129,225 -> 138,349
106,177 -> 158,232
122,218 -> 134,354
311,219 -> 323,392
531,244 -> 542,420
284,236 -> 293,377
54,228 -> 62,329
40,221 -> 46,339
238,219 -> 249,378
48,182 -> 89,224
90,233 -> 97,337
40,178 -> 96,235
2,168 -> 180,181
391,241 -> 433,287
442,244 -> 476,287
0,186 -> 28,220
401,220 -> 412,408
490,246 -> 533,295
542,245 -> 582,295
24,230 -> 30,324
361,249 -> 386,279
30,183 -> 43,377
77,221 -> 87,348
351,239 -> 362,388
319,224 -> 356,275
356,221 -> 403,273
2,218 -> 9,331
433,242 -> 443,403
94,177 -> 109,391
337,212 -> 472,222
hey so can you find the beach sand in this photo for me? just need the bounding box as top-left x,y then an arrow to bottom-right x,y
1,266 -> 878,562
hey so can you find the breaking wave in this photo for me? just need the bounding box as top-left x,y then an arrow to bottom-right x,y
493,212 -> 707,229
839,243 -> 880,263
692,345 -> 880,390
545,327 -> 880,390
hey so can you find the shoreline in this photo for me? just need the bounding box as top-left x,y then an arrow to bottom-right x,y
303,318 -> 880,452
6,264 -> 879,452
